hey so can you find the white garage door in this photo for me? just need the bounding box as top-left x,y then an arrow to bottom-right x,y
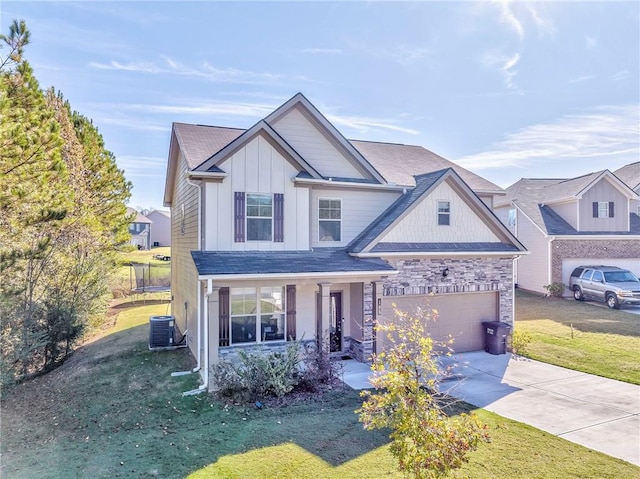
379,292 -> 498,353
562,258 -> 640,287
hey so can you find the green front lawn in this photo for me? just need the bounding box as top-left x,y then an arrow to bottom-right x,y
515,289 -> 640,384
1,297 -> 637,478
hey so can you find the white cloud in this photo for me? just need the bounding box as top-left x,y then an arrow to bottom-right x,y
327,114 -> 420,136
88,57 -> 286,85
117,156 -> 167,178
456,105 -> 640,170
496,0 -> 524,40
483,51 -> 521,90
568,75 -> 595,84
585,36 -> 598,50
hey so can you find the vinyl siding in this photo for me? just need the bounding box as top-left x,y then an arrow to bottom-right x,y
310,188 -> 400,247
493,205 -> 516,235
380,180 -> 500,243
270,105 -> 367,180
550,201 -> 578,230
205,134 -> 310,251
513,210 -> 550,293
578,178 -> 628,231
148,211 -> 171,247
170,151 -> 200,358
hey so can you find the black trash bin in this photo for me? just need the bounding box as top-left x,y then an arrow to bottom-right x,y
482,321 -> 512,355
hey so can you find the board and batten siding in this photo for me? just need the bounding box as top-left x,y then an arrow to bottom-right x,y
310,188 -> 400,247
380,181 -> 500,244
513,210 -> 550,294
170,151 -> 201,359
270,105 -> 367,180
204,134 -> 310,251
578,178 -> 628,232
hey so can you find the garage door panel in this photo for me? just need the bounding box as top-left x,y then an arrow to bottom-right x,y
379,292 -> 498,353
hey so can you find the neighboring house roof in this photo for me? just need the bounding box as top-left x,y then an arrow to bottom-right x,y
613,161 -> 640,191
191,248 -> 396,277
126,207 -> 152,224
499,171 -> 640,235
348,168 -> 526,254
147,209 -> 171,218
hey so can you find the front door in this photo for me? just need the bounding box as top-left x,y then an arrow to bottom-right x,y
329,292 -> 342,353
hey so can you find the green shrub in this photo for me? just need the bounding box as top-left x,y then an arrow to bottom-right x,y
511,330 -> 532,357
543,282 -> 566,298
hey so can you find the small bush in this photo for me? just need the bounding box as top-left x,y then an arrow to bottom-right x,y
297,341 -> 341,392
543,282 -> 566,298
511,330 -> 532,357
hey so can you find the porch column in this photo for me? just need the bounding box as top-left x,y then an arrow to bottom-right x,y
207,286 -> 220,389
370,281 -> 383,358
318,282 -> 332,353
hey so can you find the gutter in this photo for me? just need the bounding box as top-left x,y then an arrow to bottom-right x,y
182,278 -> 212,396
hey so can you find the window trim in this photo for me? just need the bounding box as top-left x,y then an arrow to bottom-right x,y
437,200 -> 451,226
246,193 -> 273,242
597,201 -> 609,218
318,197 -> 342,242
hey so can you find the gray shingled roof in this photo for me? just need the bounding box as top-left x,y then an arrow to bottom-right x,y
126,207 -> 152,224
350,140 -> 503,193
172,123 -> 243,170
614,162 -> 640,191
539,206 -> 640,235
170,122 -> 503,195
191,248 -> 396,276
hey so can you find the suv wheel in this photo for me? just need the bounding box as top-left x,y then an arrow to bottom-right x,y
573,287 -> 584,301
606,293 -> 620,310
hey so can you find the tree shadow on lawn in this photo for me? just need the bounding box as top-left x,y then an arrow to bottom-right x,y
515,290 -> 640,337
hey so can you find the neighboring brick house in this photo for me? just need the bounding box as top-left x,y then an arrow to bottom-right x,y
127,207 -> 152,250
163,93 -> 526,390
493,168 -> 640,295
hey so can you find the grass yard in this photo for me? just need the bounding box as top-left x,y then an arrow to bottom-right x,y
515,289 -> 640,384
1,297 -> 638,478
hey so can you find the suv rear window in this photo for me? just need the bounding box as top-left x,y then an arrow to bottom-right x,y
570,267 -> 584,278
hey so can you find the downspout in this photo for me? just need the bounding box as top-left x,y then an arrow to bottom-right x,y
182,278 -> 212,396
172,178 -> 203,378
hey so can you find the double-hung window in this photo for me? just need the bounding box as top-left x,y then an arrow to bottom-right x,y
230,287 -> 285,344
437,201 -> 450,226
246,194 -> 273,241
593,201 -> 614,219
319,198 -> 341,241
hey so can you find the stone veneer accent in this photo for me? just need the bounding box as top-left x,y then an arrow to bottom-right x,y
217,339 -> 316,364
349,283 -> 374,362
551,239 -> 640,285
381,257 -> 514,324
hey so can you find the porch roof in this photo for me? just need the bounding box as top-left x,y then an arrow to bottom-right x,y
191,248 -> 396,277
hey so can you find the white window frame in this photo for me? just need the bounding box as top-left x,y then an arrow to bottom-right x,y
318,197 -> 342,242
230,286 -> 286,345
597,201 -> 609,218
437,200 -> 451,226
246,193 -> 273,242
508,208 -> 516,227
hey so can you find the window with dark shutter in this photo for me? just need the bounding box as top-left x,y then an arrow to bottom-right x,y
234,192 -> 245,242
609,201 -> 614,218
274,193 -> 284,242
219,287 -> 230,347
592,202 -> 598,218
286,285 -> 296,341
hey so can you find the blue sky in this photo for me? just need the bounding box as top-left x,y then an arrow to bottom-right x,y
3,1 -> 639,211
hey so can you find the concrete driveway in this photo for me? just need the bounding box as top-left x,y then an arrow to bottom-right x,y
342,352 -> 640,465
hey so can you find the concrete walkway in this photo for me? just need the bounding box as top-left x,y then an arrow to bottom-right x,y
342,352 -> 640,465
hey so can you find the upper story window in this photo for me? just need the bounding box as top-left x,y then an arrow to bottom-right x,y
246,193 -> 273,241
234,192 -> 284,243
593,201 -> 614,219
508,208 -> 516,227
319,198 -> 341,241
437,201 -> 450,226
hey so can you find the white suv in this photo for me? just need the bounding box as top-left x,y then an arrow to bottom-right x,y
569,266 -> 640,309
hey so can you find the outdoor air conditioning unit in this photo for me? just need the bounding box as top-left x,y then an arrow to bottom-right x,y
149,315 -> 175,350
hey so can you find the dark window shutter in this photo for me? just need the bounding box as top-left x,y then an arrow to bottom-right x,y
609,202 -> 614,218
234,192 -> 245,242
219,287 -> 230,347
274,193 -> 284,242
286,285 -> 296,341
592,202 -> 598,218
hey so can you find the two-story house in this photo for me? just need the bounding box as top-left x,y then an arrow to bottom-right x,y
163,93 -> 526,390
493,168 -> 640,295
127,207 -> 152,250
